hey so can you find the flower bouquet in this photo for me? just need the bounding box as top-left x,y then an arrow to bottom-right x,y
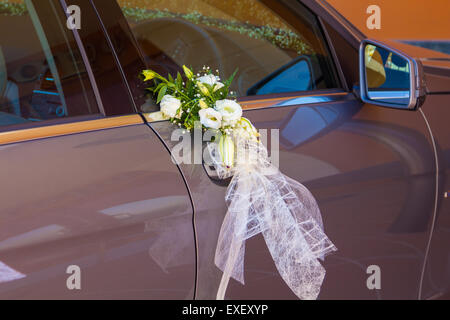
142,66 -> 258,168
141,66 -> 336,300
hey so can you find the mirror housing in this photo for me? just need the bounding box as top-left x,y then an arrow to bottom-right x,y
359,39 -> 426,110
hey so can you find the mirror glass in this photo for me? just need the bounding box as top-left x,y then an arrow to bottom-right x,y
364,44 -> 411,107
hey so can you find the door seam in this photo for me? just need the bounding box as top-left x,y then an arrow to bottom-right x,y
139,113 -> 199,300
418,108 -> 440,300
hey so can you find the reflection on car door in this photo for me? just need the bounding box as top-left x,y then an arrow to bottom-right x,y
0,119 -> 195,299
225,90 -> 436,299
111,0 -> 437,299
0,0 -> 195,299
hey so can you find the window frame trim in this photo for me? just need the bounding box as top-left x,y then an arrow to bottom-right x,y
59,0 -> 106,117
0,114 -> 143,146
318,16 -> 349,92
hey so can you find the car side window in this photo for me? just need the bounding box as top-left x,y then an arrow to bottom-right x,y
118,0 -> 340,101
0,0 -> 99,130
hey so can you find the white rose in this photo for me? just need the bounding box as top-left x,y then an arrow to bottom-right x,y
215,99 -> 242,126
197,74 -> 219,86
199,108 -> 222,129
197,74 -> 224,91
160,95 -> 181,118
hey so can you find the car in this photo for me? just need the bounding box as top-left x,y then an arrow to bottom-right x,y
0,0 -> 448,300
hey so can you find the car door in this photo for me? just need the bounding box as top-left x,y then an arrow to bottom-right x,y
230,1 -> 436,300
115,0 -> 437,299
233,1 -> 437,300
0,0 -> 195,299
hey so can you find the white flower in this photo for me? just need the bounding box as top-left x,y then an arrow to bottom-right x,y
213,83 -> 225,91
160,95 -> 181,118
199,108 -> 222,129
215,99 -> 242,126
147,111 -> 169,122
197,74 -> 218,86
197,74 -> 224,91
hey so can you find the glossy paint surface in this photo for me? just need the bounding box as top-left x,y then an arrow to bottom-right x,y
151,88 -> 438,299
233,98 -> 436,299
0,0 -> 448,301
0,123 -> 195,299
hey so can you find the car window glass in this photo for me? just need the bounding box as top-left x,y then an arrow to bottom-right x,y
0,0 -> 99,130
117,0 -> 340,102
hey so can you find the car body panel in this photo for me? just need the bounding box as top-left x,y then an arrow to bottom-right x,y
0,0 -> 448,300
0,121 -> 195,299
149,85 -> 437,299
131,0 -> 447,300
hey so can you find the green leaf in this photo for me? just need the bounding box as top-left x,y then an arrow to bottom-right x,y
168,73 -> 174,83
225,68 -> 238,86
157,86 -> 168,104
176,72 -> 183,89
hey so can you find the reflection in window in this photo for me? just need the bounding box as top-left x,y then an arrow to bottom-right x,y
0,0 -> 98,129
118,0 -> 339,100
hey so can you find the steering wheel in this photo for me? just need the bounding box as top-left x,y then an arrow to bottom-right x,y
132,18 -> 224,75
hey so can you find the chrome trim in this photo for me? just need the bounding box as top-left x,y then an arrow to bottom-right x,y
368,91 -> 410,100
59,0 -> 106,116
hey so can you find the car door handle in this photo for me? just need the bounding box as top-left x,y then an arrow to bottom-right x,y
202,161 -> 232,187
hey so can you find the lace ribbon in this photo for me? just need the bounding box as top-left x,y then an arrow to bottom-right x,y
208,137 -> 337,300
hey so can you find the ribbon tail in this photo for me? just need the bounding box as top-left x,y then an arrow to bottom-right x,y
214,176 -> 250,299
216,235 -> 245,300
261,172 -> 337,300
213,138 -> 337,300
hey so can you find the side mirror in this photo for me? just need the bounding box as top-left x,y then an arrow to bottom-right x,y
359,39 -> 426,110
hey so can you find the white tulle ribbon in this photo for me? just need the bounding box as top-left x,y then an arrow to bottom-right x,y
208,136 -> 337,300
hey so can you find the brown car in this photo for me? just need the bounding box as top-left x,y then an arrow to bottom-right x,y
0,0 -> 448,300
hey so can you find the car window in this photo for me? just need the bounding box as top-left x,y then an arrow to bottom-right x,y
117,0 -> 340,101
0,0 -> 99,130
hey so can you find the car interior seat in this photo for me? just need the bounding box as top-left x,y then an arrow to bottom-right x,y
0,45 -> 21,118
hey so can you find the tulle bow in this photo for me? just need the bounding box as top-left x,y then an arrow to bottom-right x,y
208,138 -> 337,300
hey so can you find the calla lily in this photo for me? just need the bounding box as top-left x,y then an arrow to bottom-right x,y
239,117 -> 258,136
219,134 -> 235,168
183,65 -> 194,79
142,70 -> 157,81
199,99 -> 209,109
197,82 -> 211,96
